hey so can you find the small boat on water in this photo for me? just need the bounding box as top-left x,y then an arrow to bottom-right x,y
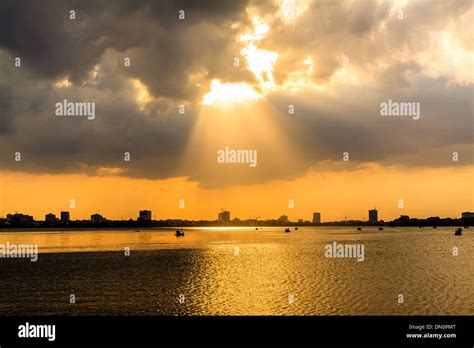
285,228 -> 291,233
295,227 -> 298,230
255,228 -> 259,230
357,227 -> 362,231
175,229 -> 185,237
433,226 -> 437,229
454,228 -> 462,236
378,227 -> 384,231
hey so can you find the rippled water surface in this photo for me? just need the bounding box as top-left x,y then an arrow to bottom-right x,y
0,227 -> 472,315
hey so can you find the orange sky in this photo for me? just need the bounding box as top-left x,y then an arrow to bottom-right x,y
1,164 -> 472,222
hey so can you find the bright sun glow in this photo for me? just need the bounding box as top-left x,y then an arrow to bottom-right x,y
54,77 -> 72,88
131,78 -> 152,110
202,80 -> 262,106
241,43 -> 279,92
239,16 -> 270,42
280,0 -> 311,23
201,10 -> 321,106
240,17 -> 279,93
200,17 -> 280,106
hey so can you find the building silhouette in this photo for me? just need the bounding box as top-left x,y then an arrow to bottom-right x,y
218,210 -> 230,223
313,212 -> 321,224
462,212 -> 474,224
368,209 -> 378,224
45,213 -> 58,223
1,208 -> 472,228
61,211 -> 70,223
6,213 -> 34,224
138,210 -> 152,221
91,213 -> 105,223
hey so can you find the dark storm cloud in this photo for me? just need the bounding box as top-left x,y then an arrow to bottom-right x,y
0,0 -> 255,180
0,0 -> 472,188
0,45 -> 196,179
266,77 -> 473,168
0,0 -> 76,79
0,0 -> 252,94
0,86 -> 14,134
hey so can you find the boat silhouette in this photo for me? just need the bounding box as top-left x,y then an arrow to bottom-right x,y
454,228 -> 462,236
175,229 -> 185,237
285,228 -> 290,233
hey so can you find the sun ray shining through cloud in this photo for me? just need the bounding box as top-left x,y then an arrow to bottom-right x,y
201,80 -> 262,106
200,16 -> 280,106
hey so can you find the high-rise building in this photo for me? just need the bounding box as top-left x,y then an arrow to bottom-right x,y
91,213 -> 104,223
218,210 -> 230,222
462,212 -> 474,224
139,210 -> 152,221
60,211 -> 70,223
7,213 -> 34,224
368,209 -> 378,224
313,212 -> 321,224
278,215 -> 289,223
45,213 -> 57,223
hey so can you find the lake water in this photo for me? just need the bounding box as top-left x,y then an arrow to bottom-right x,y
0,227 -> 472,315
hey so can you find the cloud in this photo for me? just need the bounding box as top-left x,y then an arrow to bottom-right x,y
0,0 -> 472,188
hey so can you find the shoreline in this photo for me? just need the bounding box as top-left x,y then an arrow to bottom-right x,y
0,224 -> 471,232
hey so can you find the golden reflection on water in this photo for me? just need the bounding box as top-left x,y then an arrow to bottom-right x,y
0,227 -> 314,253
0,227 -> 472,315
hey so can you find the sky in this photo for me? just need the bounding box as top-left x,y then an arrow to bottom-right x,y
0,0 -> 473,221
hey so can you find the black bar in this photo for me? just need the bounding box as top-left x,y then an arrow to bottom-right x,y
0,316 -> 472,346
